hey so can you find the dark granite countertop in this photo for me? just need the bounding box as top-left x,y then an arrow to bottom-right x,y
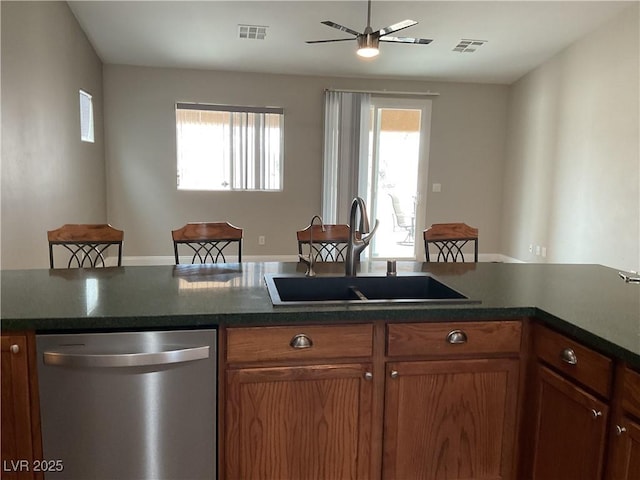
1,262 -> 639,368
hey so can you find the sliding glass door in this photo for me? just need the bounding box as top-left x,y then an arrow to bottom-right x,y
363,97 -> 432,260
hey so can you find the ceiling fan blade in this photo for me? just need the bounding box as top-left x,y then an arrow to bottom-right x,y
380,36 -> 433,45
377,19 -> 418,37
321,21 -> 361,37
306,38 -> 357,44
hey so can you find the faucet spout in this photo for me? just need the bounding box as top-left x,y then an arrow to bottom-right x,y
345,197 -> 379,277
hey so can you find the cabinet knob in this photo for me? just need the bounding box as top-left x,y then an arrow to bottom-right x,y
560,348 -> 578,365
289,334 -> 313,349
10,344 -> 20,354
616,425 -> 627,436
390,370 -> 399,379
446,330 -> 467,344
364,372 -> 373,381
591,409 -> 603,419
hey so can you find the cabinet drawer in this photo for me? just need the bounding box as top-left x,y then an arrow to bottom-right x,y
226,324 -> 373,363
533,324 -> 613,398
623,366 -> 640,419
386,321 -> 522,357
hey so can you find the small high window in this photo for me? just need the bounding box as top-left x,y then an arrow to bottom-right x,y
175,103 -> 284,191
79,90 -> 94,143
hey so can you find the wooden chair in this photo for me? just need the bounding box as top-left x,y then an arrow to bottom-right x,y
297,224 -> 351,262
48,224 -> 124,268
423,223 -> 478,263
172,222 -> 243,264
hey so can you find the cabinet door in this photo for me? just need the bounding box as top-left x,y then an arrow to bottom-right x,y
382,358 -> 520,480
605,364 -> 640,479
608,417 -> 640,480
530,365 -> 608,480
225,363 -> 373,480
1,334 -> 40,480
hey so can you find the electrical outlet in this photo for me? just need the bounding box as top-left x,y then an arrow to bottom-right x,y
535,245 -> 541,256
258,235 -> 265,245
432,183 -> 442,193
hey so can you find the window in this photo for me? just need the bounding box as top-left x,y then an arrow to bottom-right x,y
176,103 -> 284,191
79,90 -> 94,143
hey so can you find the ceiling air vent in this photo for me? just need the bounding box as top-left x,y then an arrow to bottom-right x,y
238,24 -> 268,40
453,39 -> 487,53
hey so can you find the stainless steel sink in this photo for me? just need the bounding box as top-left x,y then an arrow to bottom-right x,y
264,273 -> 478,306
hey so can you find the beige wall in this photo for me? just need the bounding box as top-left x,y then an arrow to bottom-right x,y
1,1 -> 106,269
501,4 -> 639,271
1,0 -> 508,269
103,66 -> 508,260
4,1 -> 636,270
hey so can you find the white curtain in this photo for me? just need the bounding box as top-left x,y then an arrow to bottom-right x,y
321,91 -> 371,224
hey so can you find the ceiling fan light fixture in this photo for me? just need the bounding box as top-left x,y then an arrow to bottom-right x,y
307,0 -> 431,57
357,46 -> 379,58
357,34 -> 379,58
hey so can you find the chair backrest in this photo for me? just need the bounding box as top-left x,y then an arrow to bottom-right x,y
297,224 -> 351,262
423,223 -> 478,263
172,222 -> 243,264
48,224 -> 124,268
388,193 -> 414,228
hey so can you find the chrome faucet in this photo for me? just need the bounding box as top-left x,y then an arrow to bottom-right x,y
345,197 -> 379,277
299,215 -> 325,277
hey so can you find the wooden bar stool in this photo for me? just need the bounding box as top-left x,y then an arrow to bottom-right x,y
423,223 -> 478,262
172,222 -> 243,264
47,224 -> 124,268
297,224 -> 351,262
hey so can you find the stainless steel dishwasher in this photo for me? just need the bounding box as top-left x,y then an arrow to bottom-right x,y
36,329 -> 216,480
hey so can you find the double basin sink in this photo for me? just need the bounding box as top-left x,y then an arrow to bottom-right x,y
265,273 -> 477,306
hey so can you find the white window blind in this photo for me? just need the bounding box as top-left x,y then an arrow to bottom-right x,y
176,103 -> 284,191
79,90 -> 94,143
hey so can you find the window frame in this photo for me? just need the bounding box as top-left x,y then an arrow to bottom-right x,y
175,102 -> 284,192
79,89 -> 94,143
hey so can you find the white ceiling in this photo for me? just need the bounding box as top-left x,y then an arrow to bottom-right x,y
67,1 -> 635,84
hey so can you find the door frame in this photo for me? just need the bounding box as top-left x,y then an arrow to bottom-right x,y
363,96 -> 433,261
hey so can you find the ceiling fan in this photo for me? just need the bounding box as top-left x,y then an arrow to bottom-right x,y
306,0 -> 433,58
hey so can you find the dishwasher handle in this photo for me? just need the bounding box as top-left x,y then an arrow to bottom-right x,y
43,345 -> 210,368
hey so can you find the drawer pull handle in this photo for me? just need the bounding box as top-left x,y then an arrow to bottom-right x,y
616,425 -> 627,435
591,409 -> 603,419
10,344 -> 20,354
390,370 -> 399,379
560,348 -> 578,365
446,330 -> 468,344
289,334 -> 313,349
364,372 -> 373,381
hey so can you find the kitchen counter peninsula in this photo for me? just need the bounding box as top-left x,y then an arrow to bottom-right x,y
2,261 -> 639,367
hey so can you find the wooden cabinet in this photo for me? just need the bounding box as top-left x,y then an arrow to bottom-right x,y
224,324 -> 374,480
531,365 -> 609,479
382,321 -> 523,480
606,365 -> 640,479
608,416 -> 640,479
525,324 -> 613,480
1,333 -> 42,480
223,320 -> 524,480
